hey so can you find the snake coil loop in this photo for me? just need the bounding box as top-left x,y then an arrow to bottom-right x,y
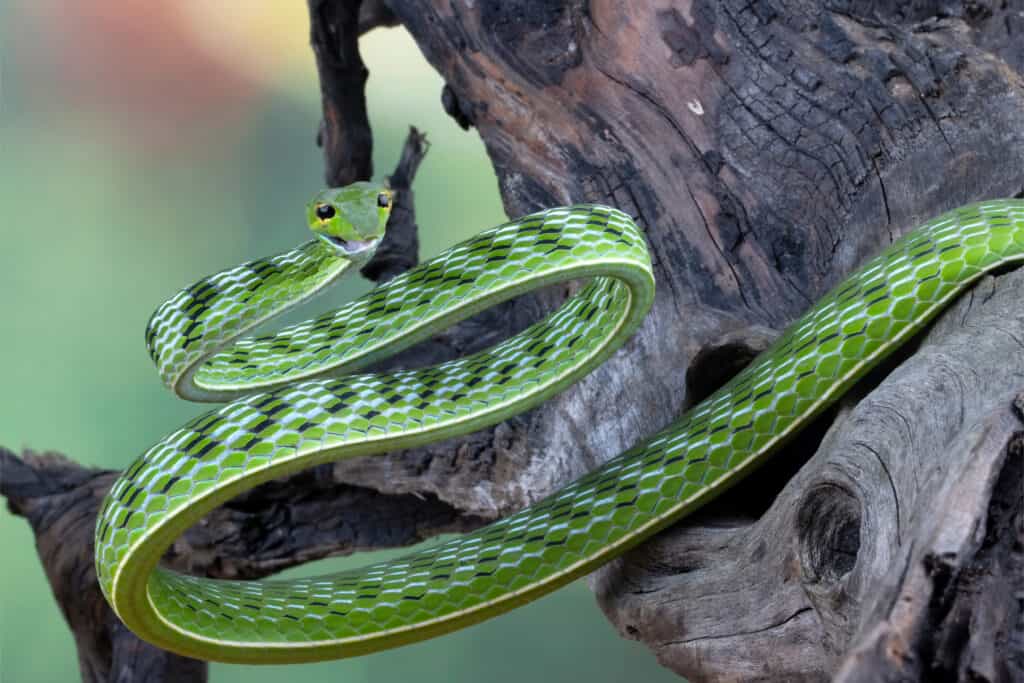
97,196 -> 1024,663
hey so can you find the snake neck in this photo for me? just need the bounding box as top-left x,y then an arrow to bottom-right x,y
144,239 -> 359,403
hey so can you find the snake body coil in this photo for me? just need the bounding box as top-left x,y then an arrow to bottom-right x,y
96,191 -> 1024,663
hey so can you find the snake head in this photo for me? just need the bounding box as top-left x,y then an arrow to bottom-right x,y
307,181 -> 392,258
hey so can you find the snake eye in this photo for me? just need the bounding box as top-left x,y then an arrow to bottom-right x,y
377,192 -> 390,208
315,204 -> 335,221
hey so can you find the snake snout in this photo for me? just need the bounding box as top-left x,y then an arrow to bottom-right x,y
322,234 -> 379,255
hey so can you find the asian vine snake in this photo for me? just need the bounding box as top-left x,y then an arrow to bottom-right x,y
95,185 -> 1024,663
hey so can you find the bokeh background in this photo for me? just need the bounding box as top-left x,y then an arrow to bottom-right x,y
0,3 -> 680,681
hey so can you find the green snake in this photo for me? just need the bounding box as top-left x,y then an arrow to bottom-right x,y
95,186 -> 1024,663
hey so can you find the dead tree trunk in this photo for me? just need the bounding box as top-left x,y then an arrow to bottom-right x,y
3,1 -> 1024,681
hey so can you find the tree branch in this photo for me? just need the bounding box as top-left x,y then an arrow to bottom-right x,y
309,0 -> 373,186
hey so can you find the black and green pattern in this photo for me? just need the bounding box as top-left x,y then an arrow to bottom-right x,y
96,198 -> 1024,663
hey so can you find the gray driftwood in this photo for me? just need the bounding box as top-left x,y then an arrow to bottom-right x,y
594,269 -> 1024,681
3,1 -> 1024,681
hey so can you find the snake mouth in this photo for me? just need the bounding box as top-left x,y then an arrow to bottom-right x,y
319,234 -> 380,255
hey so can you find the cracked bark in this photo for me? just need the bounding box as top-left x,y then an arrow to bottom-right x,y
3,1 -> 1024,681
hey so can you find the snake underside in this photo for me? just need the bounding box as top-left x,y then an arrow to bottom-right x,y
96,199 -> 1024,663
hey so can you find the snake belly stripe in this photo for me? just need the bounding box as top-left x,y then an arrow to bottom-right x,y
96,199 -> 1024,663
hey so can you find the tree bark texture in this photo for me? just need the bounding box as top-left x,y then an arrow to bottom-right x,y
3,1 -> 1024,681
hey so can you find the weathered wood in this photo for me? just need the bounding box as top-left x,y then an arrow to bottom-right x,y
4,1 -> 1024,680
369,3 -> 1024,678
1,452 -> 206,682
594,269 -> 1024,681
310,0 -> 374,186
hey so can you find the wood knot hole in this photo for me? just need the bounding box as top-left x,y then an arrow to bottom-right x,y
796,484 -> 861,583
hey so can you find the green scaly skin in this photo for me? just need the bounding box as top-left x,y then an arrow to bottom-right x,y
95,191 -> 1024,663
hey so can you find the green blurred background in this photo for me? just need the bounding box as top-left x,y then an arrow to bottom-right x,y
0,3 -> 679,681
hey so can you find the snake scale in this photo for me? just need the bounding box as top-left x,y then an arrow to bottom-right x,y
95,185 -> 1024,663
